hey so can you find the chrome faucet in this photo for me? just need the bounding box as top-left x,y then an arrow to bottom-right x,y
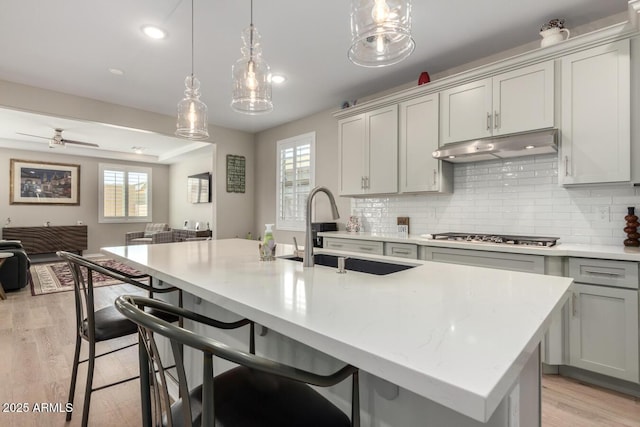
304,186 -> 340,267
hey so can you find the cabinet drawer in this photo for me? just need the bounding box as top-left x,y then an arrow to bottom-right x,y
569,258 -> 638,289
422,247 -> 545,274
323,238 -> 383,255
384,242 -> 418,259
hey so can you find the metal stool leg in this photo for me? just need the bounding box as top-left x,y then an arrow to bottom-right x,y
81,340 -> 96,427
66,334 -> 82,421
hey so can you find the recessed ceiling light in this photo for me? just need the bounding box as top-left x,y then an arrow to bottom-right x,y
108,68 -> 125,76
525,145 -> 535,150
271,74 -> 287,84
141,25 -> 167,40
131,146 -> 146,154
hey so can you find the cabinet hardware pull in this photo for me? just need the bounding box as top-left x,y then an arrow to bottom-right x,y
393,249 -> 410,254
572,292 -> 578,317
360,247 -> 373,251
486,112 -> 492,130
361,176 -> 364,189
564,156 -> 569,177
433,169 -> 437,186
332,243 -> 343,248
365,176 -> 369,189
583,269 -> 621,277
494,111 -> 500,129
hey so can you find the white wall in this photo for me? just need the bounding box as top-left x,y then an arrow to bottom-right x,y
210,126 -> 256,239
0,147 -> 170,253
169,145 -> 215,232
254,109 -> 351,244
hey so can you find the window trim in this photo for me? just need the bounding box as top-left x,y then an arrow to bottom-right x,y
275,132 -> 315,231
98,163 -> 153,223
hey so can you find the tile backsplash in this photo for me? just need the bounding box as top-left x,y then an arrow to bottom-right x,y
351,154 -> 640,246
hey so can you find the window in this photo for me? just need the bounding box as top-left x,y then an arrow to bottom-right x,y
276,132 -> 315,231
99,163 -> 152,223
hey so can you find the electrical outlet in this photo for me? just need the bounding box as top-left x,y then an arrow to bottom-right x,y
597,206 -> 610,222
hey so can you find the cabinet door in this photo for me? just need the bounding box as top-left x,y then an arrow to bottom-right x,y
399,94 -> 451,193
568,283 -> 639,382
440,77 -> 492,144
366,105 -> 398,194
338,114 -> 366,195
560,40 -> 630,184
493,61 -> 554,135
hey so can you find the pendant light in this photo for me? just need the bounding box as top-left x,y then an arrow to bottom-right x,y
176,0 -> 209,139
348,0 -> 415,67
231,0 -> 273,114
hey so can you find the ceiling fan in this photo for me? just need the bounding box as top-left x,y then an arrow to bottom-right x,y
17,128 -> 99,148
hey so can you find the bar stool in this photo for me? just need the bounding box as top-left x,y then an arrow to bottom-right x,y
115,294 -> 360,427
57,251 -> 184,427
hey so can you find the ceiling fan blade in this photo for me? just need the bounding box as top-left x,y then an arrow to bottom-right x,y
16,132 -> 50,140
61,138 -> 99,148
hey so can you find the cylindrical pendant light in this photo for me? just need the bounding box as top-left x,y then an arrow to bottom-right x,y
348,0 -> 415,67
176,0 -> 209,139
231,0 -> 273,114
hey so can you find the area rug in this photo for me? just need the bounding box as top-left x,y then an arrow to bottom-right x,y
30,258 -> 146,296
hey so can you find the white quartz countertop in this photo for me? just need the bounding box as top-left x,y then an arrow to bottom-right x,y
320,231 -> 640,261
102,238 -> 571,423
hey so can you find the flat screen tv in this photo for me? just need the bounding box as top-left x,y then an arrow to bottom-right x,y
187,172 -> 211,203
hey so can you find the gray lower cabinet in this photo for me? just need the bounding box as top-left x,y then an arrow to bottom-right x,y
421,246 -> 546,274
567,258 -> 639,383
323,237 -> 384,255
384,242 -> 418,259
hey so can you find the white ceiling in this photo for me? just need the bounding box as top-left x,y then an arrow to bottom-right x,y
0,0 -> 630,162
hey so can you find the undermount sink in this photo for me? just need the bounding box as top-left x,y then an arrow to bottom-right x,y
281,253 -> 416,275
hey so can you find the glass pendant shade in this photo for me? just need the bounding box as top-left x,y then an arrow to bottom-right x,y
349,0 -> 415,67
231,25 -> 273,114
176,75 -> 209,139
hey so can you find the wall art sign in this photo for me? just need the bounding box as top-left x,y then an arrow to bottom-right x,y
9,159 -> 80,205
226,155 -> 245,193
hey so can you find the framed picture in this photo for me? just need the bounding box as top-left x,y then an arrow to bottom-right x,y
10,159 -> 80,205
226,154 -> 246,193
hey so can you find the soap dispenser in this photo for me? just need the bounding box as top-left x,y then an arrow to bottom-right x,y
261,224 -> 276,260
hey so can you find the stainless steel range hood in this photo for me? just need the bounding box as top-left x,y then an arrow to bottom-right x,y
432,128 -> 558,163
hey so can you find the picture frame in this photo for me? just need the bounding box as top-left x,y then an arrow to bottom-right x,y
226,154 -> 246,193
9,159 -> 80,205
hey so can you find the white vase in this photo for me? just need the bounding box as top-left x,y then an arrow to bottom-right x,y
540,27 -> 570,48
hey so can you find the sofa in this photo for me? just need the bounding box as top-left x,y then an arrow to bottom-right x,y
0,240 -> 31,291
125,223 -> 173,245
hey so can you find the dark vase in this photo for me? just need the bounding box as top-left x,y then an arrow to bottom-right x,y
623,207 -> 640,247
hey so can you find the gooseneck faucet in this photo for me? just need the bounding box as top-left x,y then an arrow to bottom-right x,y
304,186 -> 340,267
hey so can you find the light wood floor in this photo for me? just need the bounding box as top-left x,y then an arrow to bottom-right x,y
1,282 -> 640,426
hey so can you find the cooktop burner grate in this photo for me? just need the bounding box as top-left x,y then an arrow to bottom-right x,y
431,232 -> 559,247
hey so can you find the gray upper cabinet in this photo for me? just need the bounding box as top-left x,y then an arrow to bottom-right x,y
440,61 -> 555,145
559,40 -> 631,185
399,93 -> 452,193
338,105 -> 398,196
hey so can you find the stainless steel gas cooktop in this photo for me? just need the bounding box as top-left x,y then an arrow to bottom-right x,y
431,232 -> 559,247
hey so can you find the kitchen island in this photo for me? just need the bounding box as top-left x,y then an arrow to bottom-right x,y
102,238 -> 572,426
